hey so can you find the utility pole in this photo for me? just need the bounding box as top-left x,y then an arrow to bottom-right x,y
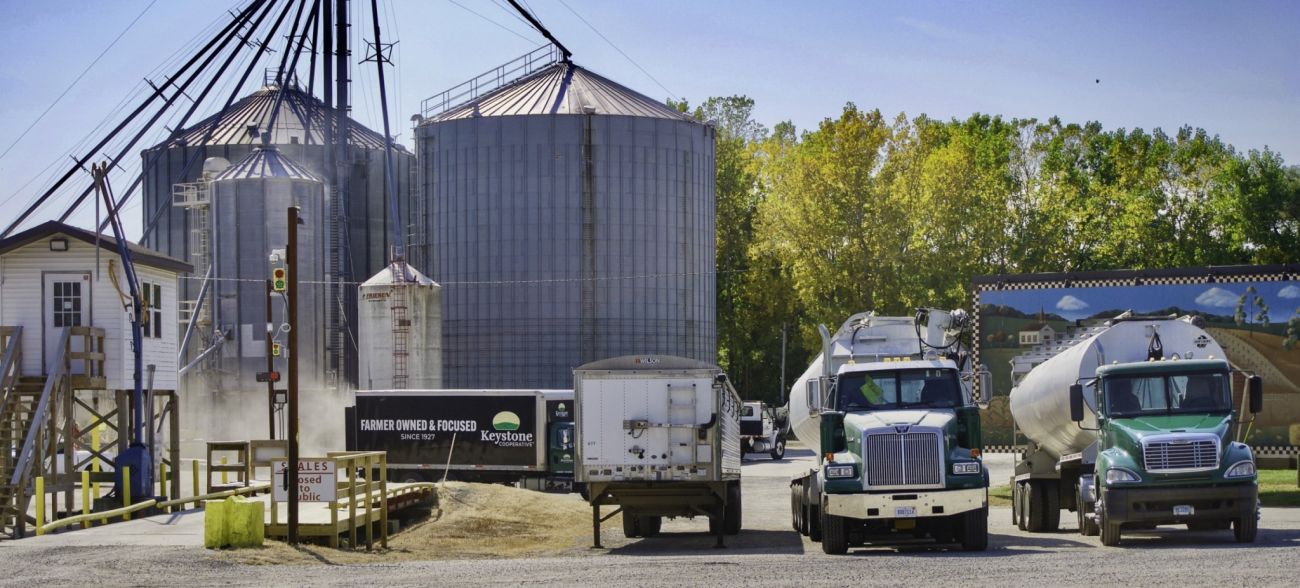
286,206 -> 301,545
266,279 -> 275,439
780,322 -> 787,405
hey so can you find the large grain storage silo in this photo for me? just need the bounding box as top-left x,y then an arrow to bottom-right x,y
358,262 -> 442,390
414,61 -> 716,389
140,82 -> 414,389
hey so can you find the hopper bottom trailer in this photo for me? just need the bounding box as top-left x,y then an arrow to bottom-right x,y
574,356 -> 743,548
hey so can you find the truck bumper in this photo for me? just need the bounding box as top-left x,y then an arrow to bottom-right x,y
1103,483 -> 1257,525
824,487 -> 986,520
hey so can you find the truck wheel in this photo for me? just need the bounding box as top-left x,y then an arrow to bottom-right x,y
808,500 -> 823,542
959,505 -> 989,551
770,439 -> 786,460
792,484 -> 803,533
622,513 -> 642,539
641,516 -> 662,537
1011,482 -> 1021,528
1025,481 -> 1049,532
820,508 -> 849,554
1233,510 -> 1258,543
1040,481 -> 1061,532
1098,502 -> 1122,546
1076,484 -> 1098,536
724,482 -> 743,535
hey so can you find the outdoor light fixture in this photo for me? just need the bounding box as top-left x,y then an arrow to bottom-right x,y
49,238 -> 68,251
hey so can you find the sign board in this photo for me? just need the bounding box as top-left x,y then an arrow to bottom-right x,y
271,459 -> 336,502
353,393 -> 541,467
255,371 -> 281,382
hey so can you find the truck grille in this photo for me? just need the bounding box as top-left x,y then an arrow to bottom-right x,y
1142,436 -> 1219,473
863,429 -> 943,489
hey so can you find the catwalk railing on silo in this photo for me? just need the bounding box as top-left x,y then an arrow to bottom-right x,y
419,44 -> 559,118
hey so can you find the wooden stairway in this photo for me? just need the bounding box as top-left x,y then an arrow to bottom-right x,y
0,376 -> 43,538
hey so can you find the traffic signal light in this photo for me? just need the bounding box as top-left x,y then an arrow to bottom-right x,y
272,267 -> 287,291
272,343 -> 282,357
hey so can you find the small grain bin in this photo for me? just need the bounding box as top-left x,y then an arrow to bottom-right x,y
358,262 -> 442,390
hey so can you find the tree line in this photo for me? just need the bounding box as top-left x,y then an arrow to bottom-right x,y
671,97 -> 1300,403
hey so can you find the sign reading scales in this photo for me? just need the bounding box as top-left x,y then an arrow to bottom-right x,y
271,459 -> 337,502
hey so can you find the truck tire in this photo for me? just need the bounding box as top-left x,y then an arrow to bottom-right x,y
1025,480 -> 1051,532
1012,482 -> 1021,528
1076,484 -> 1098,536
792,484 -> 803,533
1098,501 -> 1122,546
1040,480 -> 1061,532
808,500 -> 823,542
724,482 -> 743,535
820,508 -> 848,554
959,505 -> 989,551
1233,511 -> 1258,543
641,516 -> 662,537
622,514 -> 642,539
770,439 -> 786,460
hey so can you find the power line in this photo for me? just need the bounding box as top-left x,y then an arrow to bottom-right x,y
444,0 -> 535,44
179,264 -> 782,288
0,0 -> 159,164
554,0 -> 677,100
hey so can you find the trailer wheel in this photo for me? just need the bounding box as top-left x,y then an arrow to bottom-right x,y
1025,481 -> 1048,532
1233,506 -> 1258,543
641,516 -> 662,537
1039,480 -> 1061,532
807,485 -> 823,542
622,514 -> 642,539
724,482 -> 742,535
1015,482 -> 1029,531
770,439 -> 786,460
792,484 -> 803,533
1011,482 -> 1021,528
820,508 -> 848,554
959,505 -> 989,551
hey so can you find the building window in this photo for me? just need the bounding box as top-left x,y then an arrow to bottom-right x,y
142,282 -> 162,339
52,281 -> 82,328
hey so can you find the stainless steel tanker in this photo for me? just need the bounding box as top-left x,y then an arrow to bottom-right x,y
1007,314 -> 1264,546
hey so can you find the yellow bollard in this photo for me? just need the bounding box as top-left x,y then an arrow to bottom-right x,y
221,456 -> 228,485
160,462 -> 169,502
192,459 -> 200,508
81,470 -> 91,529
35,477 -> 45,536
123,466 -> 132,522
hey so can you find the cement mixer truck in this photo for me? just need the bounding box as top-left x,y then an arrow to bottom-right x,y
789,310 -> 992,554
1008,314 -> 1264,546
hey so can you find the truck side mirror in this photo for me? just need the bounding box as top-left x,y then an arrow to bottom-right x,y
977,369 -> 992,410
1248,375 -> 1263,414
806,379 -> 820,413
1069,384 -> 1085,422
819,411 -> 845,455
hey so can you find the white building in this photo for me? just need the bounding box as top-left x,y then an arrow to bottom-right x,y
1018,324 -> 1056,347
0,221 -> 190,389
358,262 -> 442,390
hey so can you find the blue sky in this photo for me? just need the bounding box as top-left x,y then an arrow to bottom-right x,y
983,281 -> 1300,322
0,1 -> 1297,237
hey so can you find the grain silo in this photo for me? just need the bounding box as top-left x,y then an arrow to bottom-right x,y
141,81 -> 415,389
414,60 -> 716,389
358,262 -> 442,390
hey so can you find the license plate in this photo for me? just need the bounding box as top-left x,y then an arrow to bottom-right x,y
1174,505 -> 1195,517
895,506 -> 917,518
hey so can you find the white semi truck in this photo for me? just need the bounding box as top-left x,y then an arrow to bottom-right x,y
740,401 -> 786,460
574,356 -> 743,547
1009,314 -> 1263,545
789,310 -> 992,554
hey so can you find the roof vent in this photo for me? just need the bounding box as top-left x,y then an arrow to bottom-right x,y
246,124 -> 259,139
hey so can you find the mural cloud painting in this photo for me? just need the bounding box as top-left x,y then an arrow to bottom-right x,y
1195,286 -> 1240,308
1056,295 -> 1089,311
1279,285 -> 1300,299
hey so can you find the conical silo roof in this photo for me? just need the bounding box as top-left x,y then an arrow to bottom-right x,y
158,84 -> 402,151
212,146 -> 322,182
427,62 -> 695,123
361,261 -> 438,287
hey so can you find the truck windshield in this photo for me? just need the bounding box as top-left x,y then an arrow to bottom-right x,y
836,369 -> 961,411
1104,371 -> 1231,417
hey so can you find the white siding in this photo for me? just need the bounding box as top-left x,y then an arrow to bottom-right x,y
0,234 -> 182,390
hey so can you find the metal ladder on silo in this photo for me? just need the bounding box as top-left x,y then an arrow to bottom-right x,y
172,180 -> 211,328
390,273 -> 410,389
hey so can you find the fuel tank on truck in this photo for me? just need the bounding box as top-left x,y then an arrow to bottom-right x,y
1008,318 -> 1227,460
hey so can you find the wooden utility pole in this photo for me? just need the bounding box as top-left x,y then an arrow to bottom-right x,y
266,279 -> 275,439
287,206 -> 301,545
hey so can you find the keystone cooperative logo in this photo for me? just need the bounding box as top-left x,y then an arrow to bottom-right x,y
492,411 -> 521,431
483,411 -> 534,447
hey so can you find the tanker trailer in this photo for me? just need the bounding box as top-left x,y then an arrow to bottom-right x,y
789,309 -> 993,554
1008,315 -> 1264,546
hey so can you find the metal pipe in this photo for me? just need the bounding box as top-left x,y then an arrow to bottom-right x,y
505,0 -> 572,62
178,331 -> 226,376
177,264 -> 214,360
368,0 -> 403,266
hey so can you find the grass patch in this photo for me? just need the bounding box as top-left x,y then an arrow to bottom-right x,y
988,469 -> 1300,509
1259,469 -> 1300,507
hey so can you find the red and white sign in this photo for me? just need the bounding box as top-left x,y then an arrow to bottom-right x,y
271,459 -> 337,502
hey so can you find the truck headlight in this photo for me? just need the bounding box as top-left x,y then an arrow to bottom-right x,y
1225,460 -> 1256,479
952,462 -> 981,475
1105,468 -> 1141,484
825,464 -> 855,479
